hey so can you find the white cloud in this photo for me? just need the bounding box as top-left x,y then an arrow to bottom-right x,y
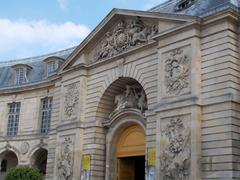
144,0 -> 167,10
0,18 -> 90,60
57,0 -> 69,11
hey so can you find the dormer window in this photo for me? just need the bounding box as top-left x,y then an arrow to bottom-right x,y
175,0 -> 196,11
11,64 -> 32,85
44,56 -> 65,77
15,67 -> 25,84
47,61 -> 57,75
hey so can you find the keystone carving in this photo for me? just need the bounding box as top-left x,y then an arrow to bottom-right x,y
57,137 -> 74,180
160,117 -> 191,180
165,48 -> 190,95
64,83 -> 79,118
94,17 -> 158,61
111,85 -> 147,116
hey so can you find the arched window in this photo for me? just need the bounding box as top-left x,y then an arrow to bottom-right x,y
1,159 -> 7,172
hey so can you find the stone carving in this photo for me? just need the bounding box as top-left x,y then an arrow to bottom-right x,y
57,137 -> 74,180
64,83 -> 79,118
160,117 -> 190,180
20,141 -> 30,155
94,17 -> 158,61
111,85 -> 147,115
165,48 -> 190,95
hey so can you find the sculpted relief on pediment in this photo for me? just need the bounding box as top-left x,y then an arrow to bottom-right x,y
93,17 -> 159,62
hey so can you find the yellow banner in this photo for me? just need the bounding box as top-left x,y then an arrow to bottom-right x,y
82,155 -> 91,170
148,148 -> 156,166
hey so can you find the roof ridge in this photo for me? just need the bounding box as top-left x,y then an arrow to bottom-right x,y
0,46 -> 76,66
149,0 -> 178,11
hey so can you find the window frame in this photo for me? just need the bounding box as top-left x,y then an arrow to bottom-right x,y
40,97 -> 53,134
7,102 -> 21,137
175,0 -> 196,12
15,67 -> 25,85
47,60 -> 58,76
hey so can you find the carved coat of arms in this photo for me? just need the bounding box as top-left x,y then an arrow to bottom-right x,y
94,17 -> 158,61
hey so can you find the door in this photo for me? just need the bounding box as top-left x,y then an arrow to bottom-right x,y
118,158 -> 135,180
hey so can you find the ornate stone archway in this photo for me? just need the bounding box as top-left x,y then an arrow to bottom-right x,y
105,114 -> 146,180
81,77 -> 149,180
94,77 -> 148,180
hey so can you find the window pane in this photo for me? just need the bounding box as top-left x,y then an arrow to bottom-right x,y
47,61 -> 57,75
15,68 -> 25,84
7,102 -> 20,136
41,98 -> 52,134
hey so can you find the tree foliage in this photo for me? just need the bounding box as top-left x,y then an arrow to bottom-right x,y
5,166 -> 43,180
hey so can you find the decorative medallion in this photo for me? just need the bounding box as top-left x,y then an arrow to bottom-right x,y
64,83 -> 80,119
160,117 -> 191,180
164,48 -> 190,96
20,141 -> 30,155
57,137 -> 74,180
94,17 -> 158,61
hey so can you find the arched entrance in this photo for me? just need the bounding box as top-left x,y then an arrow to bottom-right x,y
95,77 -> 148,180
0,151 -> 18,179
31,148 -> 48,176
116,125 -> 145,180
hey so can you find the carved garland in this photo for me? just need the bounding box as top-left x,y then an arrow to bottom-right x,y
94,17 -> 158,61
160,117 -> 191,180
164,48 -> 190,96
64,83 -> 79,118
57,137 -> 74,180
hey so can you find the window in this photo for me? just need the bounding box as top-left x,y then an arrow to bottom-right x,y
7,102 -> 20,136
175,0 -> 196,11
0,160 -> 7,172
15,68 -> 25,84
47,61 -> 57,75
40,97 -> 52,134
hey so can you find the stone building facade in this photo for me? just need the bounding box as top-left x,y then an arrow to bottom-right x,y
0,0 -> 240,179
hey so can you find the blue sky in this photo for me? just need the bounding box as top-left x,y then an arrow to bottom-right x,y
0,0 -> 166,61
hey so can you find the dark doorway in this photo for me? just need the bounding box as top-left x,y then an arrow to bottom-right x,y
118,156 -> 145,180
32,148 -> 48,175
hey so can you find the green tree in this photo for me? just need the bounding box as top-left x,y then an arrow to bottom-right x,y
5,166 -> 43,180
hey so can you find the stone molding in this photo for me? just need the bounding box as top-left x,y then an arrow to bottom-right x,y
103,108 -> 146,127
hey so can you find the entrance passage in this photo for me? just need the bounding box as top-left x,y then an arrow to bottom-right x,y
116,125 -> 146,180
118,156 -> 145,180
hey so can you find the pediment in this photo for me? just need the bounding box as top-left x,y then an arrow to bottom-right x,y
61,9 -> 197,72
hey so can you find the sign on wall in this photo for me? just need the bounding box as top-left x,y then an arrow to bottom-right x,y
147,148 -> 156,180
148,148 -> 156,166
81,155 -> 91,180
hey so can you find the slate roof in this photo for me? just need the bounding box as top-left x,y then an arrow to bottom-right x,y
150,0 -> 239,17
0,47 -> 75,90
